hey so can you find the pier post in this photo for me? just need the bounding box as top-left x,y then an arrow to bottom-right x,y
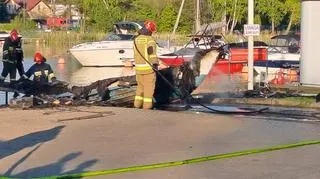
5,92 -> 8,105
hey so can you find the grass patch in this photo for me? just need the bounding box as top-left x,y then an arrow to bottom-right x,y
36,31 -> 106,47
282,97 -> 315,105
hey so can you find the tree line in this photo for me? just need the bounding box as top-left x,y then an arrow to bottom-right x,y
1,0 -> 301,34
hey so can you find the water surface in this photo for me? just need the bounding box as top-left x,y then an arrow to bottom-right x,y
0,43 -> 126,105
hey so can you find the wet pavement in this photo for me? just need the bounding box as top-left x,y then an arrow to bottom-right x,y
189,104 -> 320,123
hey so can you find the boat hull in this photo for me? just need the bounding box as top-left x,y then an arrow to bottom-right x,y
70,40 -> 173,67
70,47 -> 134,67
268,53 -> 300,61
254,52 -> 300,82
254,60 -> 300,82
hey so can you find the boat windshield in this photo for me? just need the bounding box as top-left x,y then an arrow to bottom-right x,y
269,35 -> 300,54
104,34 -> 136,41
0,31 -> 9,39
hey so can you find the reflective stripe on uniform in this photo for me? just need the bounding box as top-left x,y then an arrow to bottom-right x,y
135,37 -> 149,61
44,70 -> 49,76
135,64 -> 150,67
2,59 -> 15,64
149,55 -> 157,58
135,96 -> 143,101
34,71 -> 42,77
136,38 -> 147,44
147,41 -> 155,45
135,66 -> 152,71
143,98 -> 153,103
3,50 -> 8,55
48,73 -> 55,80
135,63 -> 152,71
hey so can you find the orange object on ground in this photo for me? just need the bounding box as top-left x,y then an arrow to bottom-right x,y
271,70 -> 285,85
287,69 -> 298,83
241,66 -> 248,82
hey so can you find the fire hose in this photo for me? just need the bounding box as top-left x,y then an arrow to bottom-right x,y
6,140 -> 317,179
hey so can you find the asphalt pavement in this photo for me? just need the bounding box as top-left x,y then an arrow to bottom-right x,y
0,106 -> 319,179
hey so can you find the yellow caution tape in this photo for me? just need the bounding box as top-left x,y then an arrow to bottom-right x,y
2,140 -> 319,179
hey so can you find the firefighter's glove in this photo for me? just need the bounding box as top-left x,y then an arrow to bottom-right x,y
51,77 -> 57,83
51,77 -> 59,85
18,74 -> 28,82
152,64 -> 159,70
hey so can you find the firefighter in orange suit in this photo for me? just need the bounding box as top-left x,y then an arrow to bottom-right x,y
133,20 -> 159,109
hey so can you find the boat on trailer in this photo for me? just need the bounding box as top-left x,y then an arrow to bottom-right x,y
254,34 -> 300,82
214,34 -> 301,85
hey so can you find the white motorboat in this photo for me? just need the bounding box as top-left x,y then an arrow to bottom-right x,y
69,33 -> 173,67
69,21 -> 227,67
70,34 -> 135,67
70,21 -> 177,67
254,34 -> 300,81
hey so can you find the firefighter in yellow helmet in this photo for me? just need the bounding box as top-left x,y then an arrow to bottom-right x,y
133,20 -> 159,109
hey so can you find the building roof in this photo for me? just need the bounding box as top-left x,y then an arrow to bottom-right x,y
26,0 -> 42,11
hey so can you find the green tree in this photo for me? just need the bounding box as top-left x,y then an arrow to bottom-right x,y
157,3 -> 177,32
125,0 -> 157,22
176,0 -> 195,33
228,0 -> 247,34
210,0 -> 228,22
200,0 -> 213,24
283,0 -> 300,34
143,0 -> 173,17
82,0 -> 122,32
256,0 -> 286,33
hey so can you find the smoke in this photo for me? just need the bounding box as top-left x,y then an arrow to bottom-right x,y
194,50 -> 246,98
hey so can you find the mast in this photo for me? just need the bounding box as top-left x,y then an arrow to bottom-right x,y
171,0 -> 186,37
172,0 -> 201,35
195,0 -> 201,32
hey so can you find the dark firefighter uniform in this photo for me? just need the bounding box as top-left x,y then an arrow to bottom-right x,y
0,30 -> 24,82
24,53 -> 56,83
133,23 -> 158,109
